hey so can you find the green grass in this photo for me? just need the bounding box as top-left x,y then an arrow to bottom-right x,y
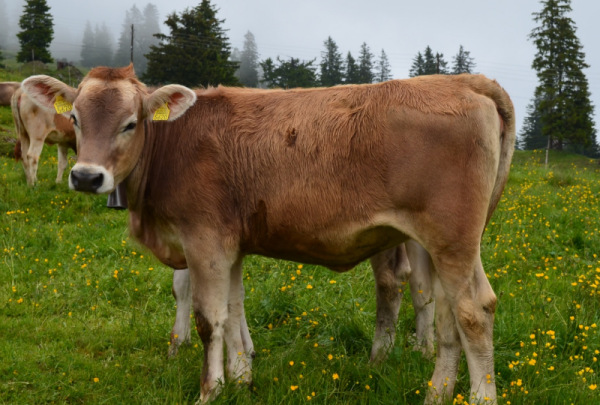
1,124 -> 599,403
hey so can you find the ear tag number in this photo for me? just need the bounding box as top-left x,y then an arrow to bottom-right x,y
54,95 -> 73,114
153,102 -> 170,121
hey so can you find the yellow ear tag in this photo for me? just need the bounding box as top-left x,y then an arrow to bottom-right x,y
54,95 -> 73,114
153,102 -> 170,121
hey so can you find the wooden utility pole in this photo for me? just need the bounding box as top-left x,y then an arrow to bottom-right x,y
130,24 -> 134,64
436,54 -> 440,74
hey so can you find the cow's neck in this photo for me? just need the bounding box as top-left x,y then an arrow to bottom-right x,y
124,120 -> 152,214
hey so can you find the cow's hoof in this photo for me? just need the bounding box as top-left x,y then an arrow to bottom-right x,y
167,338 -> 191,358
413,344 -> 435,361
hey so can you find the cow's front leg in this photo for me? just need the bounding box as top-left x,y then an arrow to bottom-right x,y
369,244 -> 411,363
186,235 -> 238,403
56,144 -> 69,183
168,268 -> 192,358
224,259 -> 253,385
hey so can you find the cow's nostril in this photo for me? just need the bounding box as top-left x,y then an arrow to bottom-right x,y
70,172 -> 80,188
91,173 -> 104,189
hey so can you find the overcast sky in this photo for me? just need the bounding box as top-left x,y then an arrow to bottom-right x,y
6,0 -> 600,136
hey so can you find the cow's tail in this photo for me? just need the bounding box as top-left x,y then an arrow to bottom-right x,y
486,82 -> 516,227
11,88 -> 26,162
472,76 -> 516,226
454,75 -> 516,227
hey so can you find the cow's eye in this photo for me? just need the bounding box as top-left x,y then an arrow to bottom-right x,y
123,122 -> 136,132
70,115 -> 78,127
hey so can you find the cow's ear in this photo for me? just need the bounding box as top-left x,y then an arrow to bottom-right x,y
144,85 -> 197,121
22,75 -> 76,115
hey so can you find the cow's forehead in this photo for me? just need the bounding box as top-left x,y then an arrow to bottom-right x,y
77,78 -> 139,111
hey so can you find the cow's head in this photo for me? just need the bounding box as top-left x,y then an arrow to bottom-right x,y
22,65 -> 196,193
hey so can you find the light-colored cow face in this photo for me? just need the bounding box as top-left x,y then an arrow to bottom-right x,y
22,67 -> 196,193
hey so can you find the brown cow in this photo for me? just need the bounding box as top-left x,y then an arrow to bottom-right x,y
0,81 -> 20,106
22,65 -> 515,404
11,86 -> 77,185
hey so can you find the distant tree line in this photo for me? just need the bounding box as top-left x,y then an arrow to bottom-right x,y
11,0 -> 161,75
257,38 -> 392,89
80,3 -> 161,76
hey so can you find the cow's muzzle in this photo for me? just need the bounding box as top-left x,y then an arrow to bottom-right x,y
69,163 -> 115,194
70,170 -> 104,193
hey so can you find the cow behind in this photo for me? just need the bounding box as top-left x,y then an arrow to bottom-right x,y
11,86 -> 76,185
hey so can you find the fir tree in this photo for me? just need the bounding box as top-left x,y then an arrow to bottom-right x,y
319,36 -> 344,87
80,21 -> 96,68
357,42 -> 374,84
137,3 -> 161,75
423,46 -> 437,74
16,0 -> 54,63
344,51 -> 360,84
519,94 -> 546,150
260,57 -> 318,88
230,48 -> 241,62
451,45 -> 477,74
94,23 -> 114,67
237,31 -> 260,87
530,0 -> 596,152
143,0 -> 239,87
435,53 -> 449,74
409,52 -> 425,77
374,49 -> 392,82
0,46 -> 4,67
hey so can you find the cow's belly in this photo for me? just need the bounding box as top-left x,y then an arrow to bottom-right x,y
250,219 -> 409,271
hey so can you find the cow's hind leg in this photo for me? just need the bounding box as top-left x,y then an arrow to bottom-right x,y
426,250 -> 497,404
369,244 -> 411,363
405,240 -> 435,358
224,259 -> 253,385
56,144 -> 69,183
240,307 -> 254,358
18,136 -> 32,185
424,265 -> 462,404
168,268 -> 192,358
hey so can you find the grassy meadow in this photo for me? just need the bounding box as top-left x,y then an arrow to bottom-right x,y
0,99 -> 599,405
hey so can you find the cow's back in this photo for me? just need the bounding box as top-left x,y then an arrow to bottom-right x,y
0,82 -> 20,106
